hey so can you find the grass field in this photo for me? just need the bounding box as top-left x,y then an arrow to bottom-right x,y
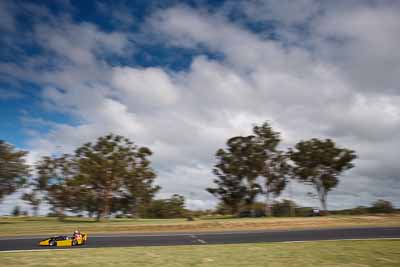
1,214 -> 400,236
1,240 -> 400,266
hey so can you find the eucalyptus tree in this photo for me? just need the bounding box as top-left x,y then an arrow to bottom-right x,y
289,138 -> 356,211
252,122 -> 290,214
35,134 -> 159,220
208,122 -> 289,215
208,135 -> 263,214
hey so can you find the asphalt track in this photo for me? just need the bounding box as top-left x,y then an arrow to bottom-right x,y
1,227 -> 399,252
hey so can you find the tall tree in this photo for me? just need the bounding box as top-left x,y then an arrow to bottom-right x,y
0,140 -> 29,201
34,135 -> 159,220
207,136 -> 263,214
74,134 -> 159,220
289,138 -> 356,211
207,122 -> 289,215
253,122 -> 290,214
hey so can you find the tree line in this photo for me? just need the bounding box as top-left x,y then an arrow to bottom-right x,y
0,121 -> 362,219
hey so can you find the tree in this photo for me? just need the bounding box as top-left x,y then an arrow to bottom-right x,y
75,135 -> 159,220
252,122 -> 290,214
0,141 -> 29,201
207,136 -> 263,214
35,134 -> 159,220
207,122 -> 289,215
289,138 -> 356,211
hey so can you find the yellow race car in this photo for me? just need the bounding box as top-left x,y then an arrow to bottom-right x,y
39,233 -> 88,247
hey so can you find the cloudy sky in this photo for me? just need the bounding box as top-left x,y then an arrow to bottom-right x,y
1,0 -> 399,214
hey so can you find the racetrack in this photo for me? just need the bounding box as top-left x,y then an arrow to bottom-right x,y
1,227 -> 399,252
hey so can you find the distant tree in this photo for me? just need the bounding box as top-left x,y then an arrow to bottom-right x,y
0,141 -> 29,201
370,199 -> 395,213
289,138 -> 356,211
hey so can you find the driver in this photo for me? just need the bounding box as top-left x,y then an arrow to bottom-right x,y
73,230 -> 82,240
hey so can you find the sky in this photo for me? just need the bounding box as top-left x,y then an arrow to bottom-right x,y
1,0 -> 400,215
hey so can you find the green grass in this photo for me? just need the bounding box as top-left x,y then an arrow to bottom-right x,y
1,240 -> 400,266
1,214 -> 400,236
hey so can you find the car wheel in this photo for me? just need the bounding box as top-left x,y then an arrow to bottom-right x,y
72,240 -> 78,246
49,240 -> 57,246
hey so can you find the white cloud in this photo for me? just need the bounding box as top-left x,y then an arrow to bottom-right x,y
311,2 -> 400,94
112,67 -> 179,109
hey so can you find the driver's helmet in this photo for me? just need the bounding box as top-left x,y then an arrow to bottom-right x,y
74,230 -> 80,234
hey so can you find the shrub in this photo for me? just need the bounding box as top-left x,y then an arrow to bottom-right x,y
294,207 -> 314,217
369,199 -> 395,213
272,199 -> 297,217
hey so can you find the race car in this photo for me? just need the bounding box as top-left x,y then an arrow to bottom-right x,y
39,233 -> 88,247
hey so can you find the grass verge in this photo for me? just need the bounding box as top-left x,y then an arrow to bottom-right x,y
1,240 -> 400,267
1,214 -> 400,237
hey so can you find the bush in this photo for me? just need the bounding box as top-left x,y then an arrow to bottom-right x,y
294,207 -> 314,217
272,200 -> 296,217
369,199 -> 395,213
144,194 -> 187,218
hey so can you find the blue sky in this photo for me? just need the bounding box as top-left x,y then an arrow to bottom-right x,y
1,0 -> 400,214
0,0 -> 227,148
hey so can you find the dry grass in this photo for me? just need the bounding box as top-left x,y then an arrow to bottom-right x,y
1,240 -> 400,267
1,214 -> 399,236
